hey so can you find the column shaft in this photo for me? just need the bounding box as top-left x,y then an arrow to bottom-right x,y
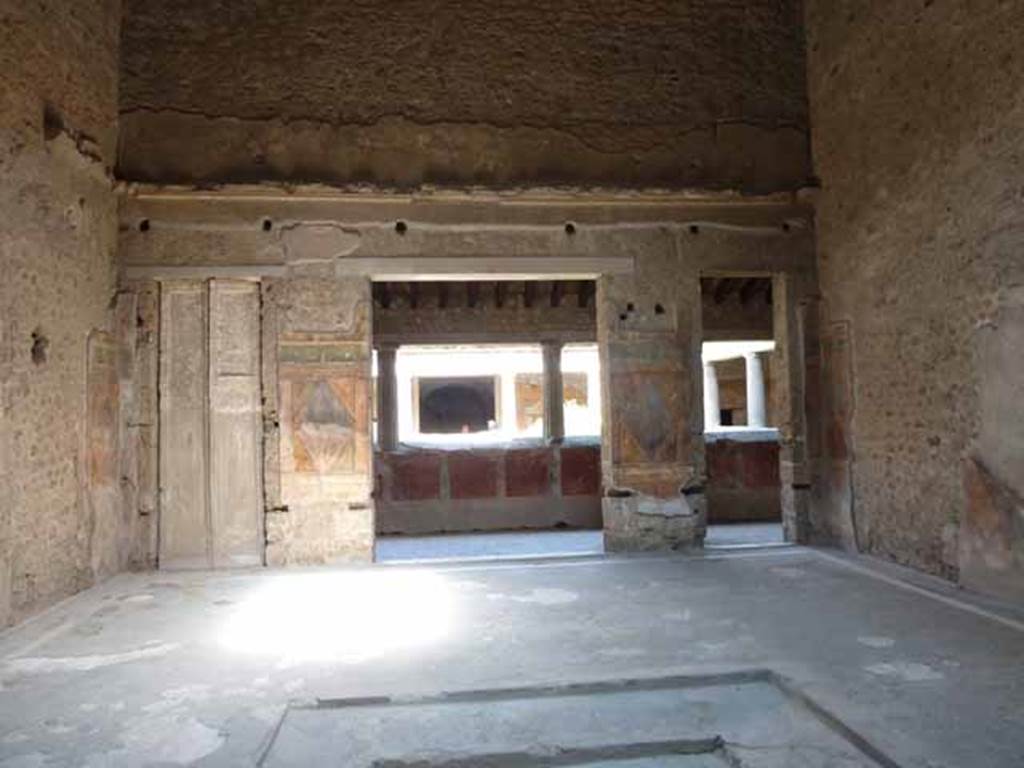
377,345 -> 399,451
703,362 -> 721,430
745,351 -> 767,427
542,341 -> 565,442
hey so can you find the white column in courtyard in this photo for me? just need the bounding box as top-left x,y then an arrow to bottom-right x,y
744,351 -> 767,428
501,370 -> 518,433
541,340 -> 565,442
376,344 -> 399,451
703,361 -> 721,430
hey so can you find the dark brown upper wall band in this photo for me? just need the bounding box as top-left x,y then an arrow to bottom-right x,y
117,0 -> 811,191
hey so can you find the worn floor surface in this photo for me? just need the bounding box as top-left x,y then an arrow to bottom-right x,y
376,530 -> 606,562
376,524 -> 786,564
1,547 -> 1022,767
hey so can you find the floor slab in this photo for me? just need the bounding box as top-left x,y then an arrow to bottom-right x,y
0,547 -> 1022,767
265,673 -> 879,767
376,530 -> 605,562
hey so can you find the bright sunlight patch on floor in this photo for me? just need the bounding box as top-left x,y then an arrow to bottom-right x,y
218,570 -> 455,666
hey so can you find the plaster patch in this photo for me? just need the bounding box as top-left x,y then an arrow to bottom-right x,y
864,661 -> 944,682
143,684 -> 213,714
86,715 -> 225,767
4,642 -> 180,675
857,636 -> 895,649
280,223 -> 361,264
0,752 -> 48,767
663,610 -> 692,621
488,588 -> 579,605
597,647 -> 646,658
769,566 -> 806,578
119,594 -> 155,603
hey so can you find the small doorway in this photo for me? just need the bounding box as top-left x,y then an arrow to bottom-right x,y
699,276 -> 785,548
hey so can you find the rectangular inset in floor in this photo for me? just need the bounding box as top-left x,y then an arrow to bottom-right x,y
261,672 -> 897,767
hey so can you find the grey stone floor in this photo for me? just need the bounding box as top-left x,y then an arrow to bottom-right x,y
376,529 -> 606,562
704,522 -> 785,548
376,524 -> 786,563
1,547 -> 1023,766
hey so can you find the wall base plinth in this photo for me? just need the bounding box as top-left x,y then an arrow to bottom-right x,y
602,494 -> 706,552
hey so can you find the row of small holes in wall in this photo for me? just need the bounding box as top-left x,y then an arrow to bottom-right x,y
687,223 -> 792,234
137,218 -> 276,232
619,302 -> 665,322
136,220 -> 794,235
392,221 -> 579,236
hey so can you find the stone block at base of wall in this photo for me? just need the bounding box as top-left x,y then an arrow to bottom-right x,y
266,503 -> 375,566
602,494 -> 706,551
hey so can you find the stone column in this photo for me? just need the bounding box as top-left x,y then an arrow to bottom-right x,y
598,232 -> 706,551
501,371 -> 518,432
542,341 -> 565,442
376,344 -> 399,451
745,351 -> 767,427
703,362 -> 721,430
773,271 -> 817,545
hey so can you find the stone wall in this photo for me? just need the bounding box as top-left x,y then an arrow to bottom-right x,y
118,192 -> 816,558
376,440 -> 601,535
805,0 -> 1024,596
118,0 -> 809,190
0,0 -> 125,627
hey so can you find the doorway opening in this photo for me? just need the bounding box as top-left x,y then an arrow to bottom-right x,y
699,276 -> 785,548
371,280 -> 603,562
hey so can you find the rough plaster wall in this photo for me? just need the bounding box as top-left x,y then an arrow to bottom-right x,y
805,0 -> 1024,589
0,0 -> 122,626
119,0 -> 809,190
118,203 -> 814,555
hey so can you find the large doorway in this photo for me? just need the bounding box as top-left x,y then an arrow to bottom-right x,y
371,280 -> 604,562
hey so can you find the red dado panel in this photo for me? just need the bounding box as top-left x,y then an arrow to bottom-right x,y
449,452 -> 499,499
506,448 -> 551,497
742,442 -> 780,488
707,441 -> 740,487
390,452 -> 443,501
560,445 -> 601,496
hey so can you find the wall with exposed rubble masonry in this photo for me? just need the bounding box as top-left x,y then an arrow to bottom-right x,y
0,1 -> 139,628
805,0 -> 1024,600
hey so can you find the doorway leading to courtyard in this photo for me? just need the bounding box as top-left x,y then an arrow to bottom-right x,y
371,280 -> 604,562
700,275 -> 786,549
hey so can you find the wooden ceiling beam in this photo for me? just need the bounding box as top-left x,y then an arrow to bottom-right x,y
739,277 -> 763,305
550,281 -> 564,308
524,280 -> 536,309
712,278 -> 736,304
